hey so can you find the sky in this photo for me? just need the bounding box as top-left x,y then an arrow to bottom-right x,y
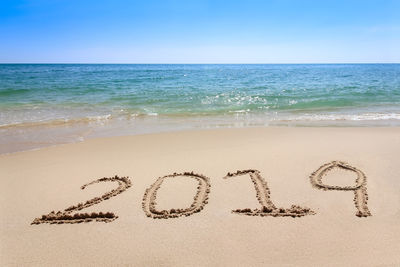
0,0 -> 399,63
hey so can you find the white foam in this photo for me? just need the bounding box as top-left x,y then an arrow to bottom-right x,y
279,113 -> 400,122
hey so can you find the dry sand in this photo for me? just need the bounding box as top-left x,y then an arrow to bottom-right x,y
1,127 -> 400,266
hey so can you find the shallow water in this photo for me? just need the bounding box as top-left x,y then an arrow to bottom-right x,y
1,64 -> 400,153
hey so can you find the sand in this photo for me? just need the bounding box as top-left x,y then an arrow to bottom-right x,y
1,127 -> 400,266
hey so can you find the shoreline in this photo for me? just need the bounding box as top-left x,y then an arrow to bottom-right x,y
2,122 -> 400,155
1,127 -> 400,266
2,63 -> 400,155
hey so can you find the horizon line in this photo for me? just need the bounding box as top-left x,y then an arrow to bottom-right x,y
1,62 -> 399,65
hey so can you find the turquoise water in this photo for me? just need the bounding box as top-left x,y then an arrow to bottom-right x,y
1,64 -> 400,153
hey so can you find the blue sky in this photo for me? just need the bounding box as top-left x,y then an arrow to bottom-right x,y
0,0 -> 399,63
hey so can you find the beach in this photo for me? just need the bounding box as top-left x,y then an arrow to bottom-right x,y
1,127 -> 399,266
2,0 -> 400,265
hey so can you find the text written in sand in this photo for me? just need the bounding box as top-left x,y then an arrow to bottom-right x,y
225,169 -> 315,217
31,176 -> 131,224
32,161 -> 371,225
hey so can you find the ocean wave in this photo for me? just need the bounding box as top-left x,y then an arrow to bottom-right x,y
277,113 -> 400,122
228,109 -> 250,113
0,114 -> 112,129
0,88 -> 31,96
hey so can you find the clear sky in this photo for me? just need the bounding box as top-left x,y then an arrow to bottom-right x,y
1,0 -> 399,63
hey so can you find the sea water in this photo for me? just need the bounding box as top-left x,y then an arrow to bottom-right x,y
1,64 -> 399,153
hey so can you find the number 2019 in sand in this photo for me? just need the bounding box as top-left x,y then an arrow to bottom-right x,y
31,160 -> 371,225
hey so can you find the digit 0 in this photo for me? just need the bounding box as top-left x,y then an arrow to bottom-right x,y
142,172 -> 211,219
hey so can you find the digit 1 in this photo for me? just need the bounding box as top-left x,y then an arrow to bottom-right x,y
224,169 -> 315,217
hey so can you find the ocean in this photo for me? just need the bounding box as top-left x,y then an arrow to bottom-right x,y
1,64 -> 399,153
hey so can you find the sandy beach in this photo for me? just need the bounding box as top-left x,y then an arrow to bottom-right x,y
1,127 -> 399,266
2,0 -> 399,265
